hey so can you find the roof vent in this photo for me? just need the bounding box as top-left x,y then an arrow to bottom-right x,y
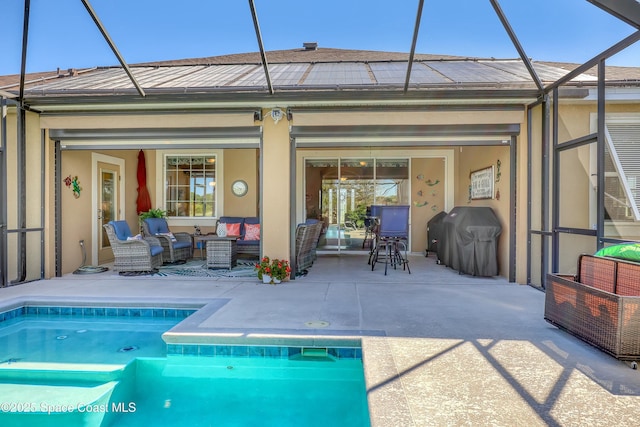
303,42 -> 318,51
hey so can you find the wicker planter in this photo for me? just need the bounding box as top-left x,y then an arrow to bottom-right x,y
545,273 -> 640,360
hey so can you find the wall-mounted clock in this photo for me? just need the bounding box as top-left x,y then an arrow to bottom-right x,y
231,180 -> 248,197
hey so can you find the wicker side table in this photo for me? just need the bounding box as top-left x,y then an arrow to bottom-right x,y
206,237 -> 238,270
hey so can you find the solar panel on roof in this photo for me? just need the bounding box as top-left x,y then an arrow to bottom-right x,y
155,64 -> 259,88
303,63 -> 373,86
426,61 -> 524,83
370,62 -> 450,84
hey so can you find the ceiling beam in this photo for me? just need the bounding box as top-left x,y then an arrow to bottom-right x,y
80,0 -> 146,97
490,0 -> 544,93
404,0 -> 425,93
586,0 -> 640,29
248,0 -> 274,95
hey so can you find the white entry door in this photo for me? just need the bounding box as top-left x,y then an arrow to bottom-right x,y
92,154 -> 125,265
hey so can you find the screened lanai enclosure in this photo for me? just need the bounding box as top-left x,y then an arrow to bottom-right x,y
1,0 -> 640,287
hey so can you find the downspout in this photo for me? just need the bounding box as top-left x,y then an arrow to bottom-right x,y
14,105 -> 27,283
13,0 -> 30,283
289,136 -> 297,279
0,97 -> 6,287
596,60 -> 606,250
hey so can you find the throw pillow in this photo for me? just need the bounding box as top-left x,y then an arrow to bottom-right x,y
216,222 -> 227,237
127,234 -> 143,241
226,223 -> 241,237
244,223 -> 260,241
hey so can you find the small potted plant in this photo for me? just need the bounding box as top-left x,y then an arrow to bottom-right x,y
255,256 -> 291,284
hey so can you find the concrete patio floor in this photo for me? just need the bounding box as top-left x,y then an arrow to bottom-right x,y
1,253 -> 639,426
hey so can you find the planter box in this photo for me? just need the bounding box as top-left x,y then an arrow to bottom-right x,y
544,255 -> 640,360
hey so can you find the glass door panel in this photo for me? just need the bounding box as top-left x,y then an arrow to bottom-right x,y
375,159 -> 409,205
339,158 -> 374,250
97,162 -> 119,264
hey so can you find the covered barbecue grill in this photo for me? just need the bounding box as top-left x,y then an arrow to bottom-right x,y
426,210 -> 447,262
440,206 -> 502,276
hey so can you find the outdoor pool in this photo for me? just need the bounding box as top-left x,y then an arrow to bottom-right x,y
0,305 -> 371,426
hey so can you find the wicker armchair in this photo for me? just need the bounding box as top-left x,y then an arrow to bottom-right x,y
141,218 -> 193,263
103,220 -> 164,273
295,220 -> 323,275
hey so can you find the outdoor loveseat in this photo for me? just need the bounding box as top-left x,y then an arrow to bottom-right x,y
217,216 -> 260,256
544,254 -> 640,360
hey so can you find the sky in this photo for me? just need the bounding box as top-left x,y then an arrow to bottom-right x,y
1,0 -> 639,76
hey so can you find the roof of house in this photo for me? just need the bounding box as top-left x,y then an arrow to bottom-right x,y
1,47 -> 638,102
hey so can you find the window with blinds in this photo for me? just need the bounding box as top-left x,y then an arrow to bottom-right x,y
605,121 -> 640,221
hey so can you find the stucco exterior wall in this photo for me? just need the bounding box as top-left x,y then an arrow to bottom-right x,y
222,149 -> 259,218
261,110 -> 291,260
411,157 -> 446,253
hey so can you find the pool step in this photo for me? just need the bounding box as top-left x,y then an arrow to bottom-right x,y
0,362 -> 134,427
0,381 -> 119,427
0,361 -> 127,383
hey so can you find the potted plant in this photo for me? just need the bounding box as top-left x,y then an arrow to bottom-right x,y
255,256 -> 291,284
139,208 -> 166,221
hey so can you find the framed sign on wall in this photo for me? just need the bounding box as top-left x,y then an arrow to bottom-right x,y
470,166 -> 494,200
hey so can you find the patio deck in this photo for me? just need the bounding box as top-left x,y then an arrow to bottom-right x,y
1,253 -> 639,426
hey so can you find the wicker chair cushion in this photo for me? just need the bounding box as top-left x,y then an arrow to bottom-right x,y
150,245 -> 164,256
144,218 -> 170,235
110,220 -> 133,240
173,241 -> 192,250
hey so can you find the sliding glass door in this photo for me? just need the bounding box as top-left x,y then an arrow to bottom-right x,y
305,157 -> 408,252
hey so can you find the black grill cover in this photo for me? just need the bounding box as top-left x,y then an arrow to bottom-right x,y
427,211 -> 448,259
440,206 -> 502,276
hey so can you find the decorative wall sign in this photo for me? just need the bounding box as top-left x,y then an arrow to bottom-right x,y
470,166 -> 494,200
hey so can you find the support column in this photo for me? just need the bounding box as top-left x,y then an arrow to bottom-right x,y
261,109 -> 291,260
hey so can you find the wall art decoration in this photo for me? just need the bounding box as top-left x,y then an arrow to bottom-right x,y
470,166 -> 494,200
64,175 -> 82,199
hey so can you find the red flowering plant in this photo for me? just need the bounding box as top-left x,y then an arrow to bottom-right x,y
255,256 -> 291,284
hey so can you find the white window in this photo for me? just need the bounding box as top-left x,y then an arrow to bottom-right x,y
604,119 -> 640,221
164,154 -> 218,218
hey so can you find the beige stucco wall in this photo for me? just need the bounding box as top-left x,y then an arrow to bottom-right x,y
222,149 -> 259,218
261,110 -> 291,260
58,150 -> 142,275
411,158 -> 446,253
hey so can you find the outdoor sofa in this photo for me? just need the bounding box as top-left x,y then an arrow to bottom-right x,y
544,254 -> 640,361
217,216 -> 260,256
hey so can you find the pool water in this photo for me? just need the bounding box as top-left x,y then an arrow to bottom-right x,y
113,356 -> 370,427
0,306 -> 371,426
0,315 -> 181,364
